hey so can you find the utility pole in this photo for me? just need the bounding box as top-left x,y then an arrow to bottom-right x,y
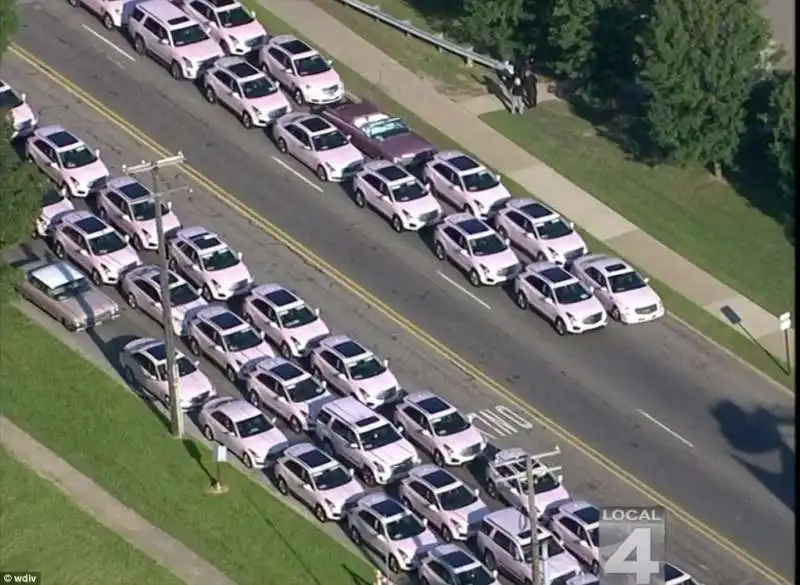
526,454 -> 542,585
122,153 -> 189,439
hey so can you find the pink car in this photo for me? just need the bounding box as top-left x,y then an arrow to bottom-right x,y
179,0 -> 266,56
35,190 -> 74,238
259,35 -> 344,105
273,113 -> 364,182
0,79 -> 37,138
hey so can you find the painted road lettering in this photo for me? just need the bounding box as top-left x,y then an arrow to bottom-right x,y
469,405 -> 533,440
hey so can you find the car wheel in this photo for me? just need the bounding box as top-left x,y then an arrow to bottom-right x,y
591,560 -> 600,574
315,165 -> 328,182
202,425 -> 215,441
279,342 -> 292,359
468,269 -> 481,288
189,337 -> 201,356
353,189 -> 366,208
360,466 -> 376,487
314,504 -> 328,523
401,496 -> 412,509
225,366 -> 237,384
387,554 -> 401,574
132,235 -> 144,251
434,242 -> 446,261
102,13 -> 114,30
515,291 -> 528,310
321,439 -> 335,457
54,243 -> 66,259
440,524 -> 453,543
349,526 -> 362,546
170,61 -> 184,80
483,550 -> 496,571
134,35 -> 146,55
276,137 -> 288,153
276,475 -> 289,495
433,450 -> 445,467
311,365 -> 323,380
289,416 -> 303,434
497,226 -> 508,240
91,269 -> 103,286
126,292 -> 138,309
610,305 -> 622,322
204,84 -> 217,104
242,452 -> 254,469
293,88 -> 305,106
240,111 -> 253,129
248,390 -> 260,408
167,256 -> 178,271
390,215 -> 404,233
201,285 -> 213,302
122,366 -> 136,386
553,317 -> 567,336
535,251 -> 546,261
486,480 -> 497,499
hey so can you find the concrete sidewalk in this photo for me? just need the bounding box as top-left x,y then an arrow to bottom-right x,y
261,0 -> 792,360
0,417 -> 238,585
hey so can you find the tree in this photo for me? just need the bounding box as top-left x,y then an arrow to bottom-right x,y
765,72 -> 795,201
637,0 -> 770,172
453,0 -> 527,59
0,116 -> 44,250
0,0 -> 18,59
546,0 -> 598,78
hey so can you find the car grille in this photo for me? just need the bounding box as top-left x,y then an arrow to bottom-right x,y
322,85 -> 339,96
461,443 -> 483,457
246,35 -> 266,48
418,210 -> 440,225
564,248 -> 585,262
391,457 -> 414,475
636,304 -> 659,315
497,263 -> 520,278
550,571 -> 577,585
270,106 -> 289,120
583,312 -> 604,325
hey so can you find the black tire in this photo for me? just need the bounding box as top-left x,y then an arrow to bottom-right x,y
433,450 -> 445,467
102,13 -> 115,30
202,425 -> 214,441
170,61 -> 183,80
468,269 -> 481,287
360,466 -> 377,487
221,41 -> 231,55
240,111 -> 253,129
314,504 -> 328,522
440,524 -> 453,543
132,235 -> 144,251
204,85 -> 217,104
293,87 -> 305,105
276,137 -> 288,153
168,256 -> 178,271
91,269 -> 103,286
276,476 -> 289,495
54,243 -> 66,259
315,165 -> 327,182
225,366 -> 237,384
391,215 -> 404,233
189,337 -> 201,356
483,550 -> 496,571
553,317 -> 567,336
434,242 -> 446,261
591,560 -> 600,574
349,526 -> 362,545
279,342 -> 292,359
610,305 -> 621,321
123,366 -> 136,386
497,226 -> 508,240
134,35 -> 146,55
126,292 -> 138,309
289,416 -> 303,434
535,251 -> 546,261
242,452 -> 254,469
98,207 -> 109,221
387,554 -> 401,574
201,285 -> 213,302
353,189 -> 366,208
516,291 -> 528,310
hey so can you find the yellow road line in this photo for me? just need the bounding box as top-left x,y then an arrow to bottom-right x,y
10,43 -> 787,585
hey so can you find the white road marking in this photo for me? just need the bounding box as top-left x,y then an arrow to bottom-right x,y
638,409 -> 694,448
270,156 -> 325,193
469,405 -> 533,441
437,271 -> 492,310
81,24 -> 136,62
108,57 -> 126,70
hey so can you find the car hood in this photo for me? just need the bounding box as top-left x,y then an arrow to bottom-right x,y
285,318 -> 330,345
249,92 -> 290,113
448,500 -> 490,527
301,392 -> 336,414
441,426 -> 484,452
241,427 -> 289,457
223,21 -> 265,42
318,144 -> 363,169
370,439 -> 417,468
59,289 -> 117,320
303,69 -> 342,90
209,263 -> 251,288
98,247 -> 139,273
320,477 -> 365,507
176,40 -> 223,62
40,198 -> 75,224
137,212 -> 181,236
394,529 -> 439,558
396,195 -> 441,218
560,296 -> 605,319
519,485 -> 570,515
64,160 -> 110,186
353,369 -> 399,398
377,132 -> 434,159
476,248 -> 519,272
10,102 -> 35,126
545,552 -> 582,580
177,369 -> 215,401
170,299 -> 208,334
469,183 -> 511,207
541,231 -> 586,255
231,343 -> 275,369
613,286 -> 661,310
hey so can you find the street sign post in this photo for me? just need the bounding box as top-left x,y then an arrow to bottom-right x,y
211,444 -> 228,494
779,312 -> 792,375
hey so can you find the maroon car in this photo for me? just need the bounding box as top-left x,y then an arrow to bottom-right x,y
320,101 -> 436,166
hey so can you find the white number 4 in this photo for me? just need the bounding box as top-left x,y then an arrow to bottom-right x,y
603,527 -> 661,584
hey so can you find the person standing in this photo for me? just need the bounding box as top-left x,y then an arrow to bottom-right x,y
510,75 -> 525,114
523,69 -> 538,109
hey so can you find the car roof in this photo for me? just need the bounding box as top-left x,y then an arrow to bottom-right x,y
276,36 -> 314,56
440,547 -> 477,569
28,261 -> 85,289
204,0 -> 238,9
454,216 -> 491,236
207,309 -> 244,331
39,126 -> 80,149
416,466 -> 458,491
294,445 -> 334,469
437,150 -> 476,170
285,441 -> 318,459
326,101 -> 377,122
298,116 -> 333,134
408,392 -> 453,416
263,358 -> 307,382
664,564 -> 688,583
106,176 -> 151,199
331,338 -> 368,359
218,58 -> 261,80
486,507 -> 530,535
139,0 -> 190,24
214,397 -> 261,421
527,263 -> 575,285
179,227 -> 225,250
370,497 -> 406,519
560,500 -> 598,522
374,164 -> 411,183
508,198 -> 555,220
323,397 -> 384,426
255,284 -> 300,309
66,212 -> 110,236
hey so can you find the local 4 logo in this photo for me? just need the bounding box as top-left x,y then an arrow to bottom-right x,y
600,506 -> 666,585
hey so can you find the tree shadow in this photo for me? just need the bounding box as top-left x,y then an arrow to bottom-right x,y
401,0 -> 463,33
711,400 -> 796,511
183,438 -> 214,484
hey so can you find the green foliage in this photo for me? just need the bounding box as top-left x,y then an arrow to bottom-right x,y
0,263 -> 21,305
546,0 -> 597,78
765,72 -> 795,202
453,0 -> 528,59
637,0 -> 770,168
0,0 -> 18,58
0,116 -> 44,249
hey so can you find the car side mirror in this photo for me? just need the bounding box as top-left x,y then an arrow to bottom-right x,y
159,37 -> 169,45
382,359 -> 389,367
236,251 -> 243,260
589,286 -> 596,293
78,249 -> 89,256
267,321 -> 278,328
249,9 -> 255,16
302,483 -> 312,491
643,276 -> 650,283
48,161 -> 57,169
467,413 -> 476,422
376,534 -> 385,542
345,134 -> 352,140
453,184 -> 462,191
276,396 -> 286,403
525,232 -> 535,239
327,59 -> 333,66
122,234 -> 130,242
556,473 -> 564,483
421,517 -> 428,525
222,429 -> 233,436
568,221 -> 575,229
472,487 -> 479,496
283,67 -> 291,73
544,297 -> 553,304
421,429 -> 430,437
93,148 -> 100,157
20,92 -> 27,102
193,360 -> 200,367
458,249 -> 468,256
509,486 -> 519,494
314,307 -> 320,317
212,344 -> 223,352
166,201 -> 173,211
503,237 -> 510,246
427,503 -> 436,511
347,442 -> 358,449
301,144 -> 310,150
335,372 -> 345,379
492,570 -> 498,578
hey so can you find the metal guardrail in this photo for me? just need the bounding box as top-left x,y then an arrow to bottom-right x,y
337,0 -> 504,70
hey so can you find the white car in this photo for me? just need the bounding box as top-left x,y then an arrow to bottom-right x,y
120,265 -> 207,336
665,563 -> 705,585
494,198 -> 587,264
424,150 -> 510,219
352,160 -> 443,232
242,283 -> 330,358
26,125 -> 109,197
346,493 -> 439,573
570,254 -> 665,324
514,262 -> 607,335
199,396 -> 289,468
167,226 -> 252,301
35,190 -> 74,238
202,56 -> 291,128
120,337 -> 216,410
418,544 -> 499,585
398,464 -> 489,543
245,356 -> 334,433
309,335 -> 402,409
273,113 -> 364,182
547,500 -> 602,573
259,35 -> 344,105
97,176 -> 182,251
393,392 -> 485,467
433,214 -> 521,287
181,0 -> 266,55
0,79 -> 37,138
67,0 -> 146,29
275,442 -> 366,522
186,305 -> 275,382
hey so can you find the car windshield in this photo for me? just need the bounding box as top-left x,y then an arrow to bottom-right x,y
386,513 -> 425,541
362,118 -> 408,140
554,282 -> 591,304
223,329 -> 262,352
169,282 -> 199,306
358,423 -> 401,450
218,6 -> 253,27
455,565 -> 494,585
438,484 -> 477,511
131,200 -> 169,222
278,305 -> 317,328
534,218 -> 572,240
236,414 -> 273,438
48,277 -> 91,300
468,234 -> 506,256
431,412 -> 471,436
0,87 -> 23,109
461,170 -> 498,192
171,24 -> 208,47
285,377 -> 325,402
608,270 -> 648,293
312,466 -> 351,490
346,356 -> 386,380
87,231 -> 127,256
522,534 -> 565,563
59,146 -> 97,169
200,249 -> 240,271
391,180 -> 427,202
242,77 -> 278,99
311,130 -> 348,151
158,356 -> 196,380
42,191 -> 66,206
294,54 -> 330,76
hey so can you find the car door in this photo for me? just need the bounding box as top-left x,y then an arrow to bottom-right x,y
133,278 -> 162,321
257,300 -> 283,345
33,140 -> 62,182
281,459 -> 309,500
503,210 -> 531,252
63,227 -> 91,271
450,230 -> 472,270
132,353 -> 162,400
181,245 -> 204,284
492,531 -> 522,580
405,480 -> 437,524
292,127 -> 317,167
195,321 -> 223,365
144,18 -> 170,62
554,517 -> 584,562
585,267 -> 611,305
266,47 -> 290,85
217,71 -> 243,112
316,350 -> 345,391
360,174 -> 387,215
523,274 -> 548,313
426,162 -> 450,194
373,179 -> 396,218
438,226 -> 460,263
211,411 -> 239,453
403,406 -> 434,453
353,510 -> 382,554
187,1 -> 214,32
573,524 -> 597,564
329,419 -> 357,463
426,560 -> 452,585
255,372 -> 291,419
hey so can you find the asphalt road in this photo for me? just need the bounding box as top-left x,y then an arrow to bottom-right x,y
7,3 -> 795,583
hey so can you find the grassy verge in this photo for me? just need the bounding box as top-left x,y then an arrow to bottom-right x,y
0,451 -> 186,585
243,4 -> 794,389
0,305 -> 373,585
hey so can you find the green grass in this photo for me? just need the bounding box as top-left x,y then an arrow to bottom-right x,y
0,451 -> 186,585
0,305 -> 373,585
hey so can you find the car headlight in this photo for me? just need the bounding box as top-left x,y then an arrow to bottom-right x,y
142,228 -> 151,239
101,264 -> 112,274
211,279 -> 221,289
565,312 -> 577,323
70,176 -> 79,185
443,445 -> 453,453
474,200 -> 484,209
479,264 -> 490,274
182,57 -> 192,68
229,36 -> 241,47
398,549 -> 409,560
373,461 -> 386,473
548,247 -> 559,257
324,162 -> 335,171
324,498 -> 336,509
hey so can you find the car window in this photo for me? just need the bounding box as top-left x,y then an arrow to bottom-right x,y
256,373 -> 277,392
402,405 -> 425,427
408,480 -> 429,501
212,411 -> 235,433
133,353 -> 156,376
136,280 -> 160,301
107,192 -> 126,210
363,174 -> 382,191
432,163 -> 449,180
320,350 -> 340,370
560,517 -> 580,535
525,275 -> 545,295
455,234 -> 468,250
283,460 -> 304,479
428,561 -> 450,581
330,419 -> 351,441
196,322 -> 216,340
131,7 -> 145,22
267,47 -> 285,65
33,139 -> 53,161
316,409 -> 332,425
442,227 -> 462,246
213,70 -> 233,88
541,283 -> 553,299
358,510 -> 378,531
143,18 -> 165,39
506,210 -> 526,228
190,0 -> 211,19
295,128 -> 311,147
61,226 -> 81,245
479,520 -> 493,537
493,531 -> 514,554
